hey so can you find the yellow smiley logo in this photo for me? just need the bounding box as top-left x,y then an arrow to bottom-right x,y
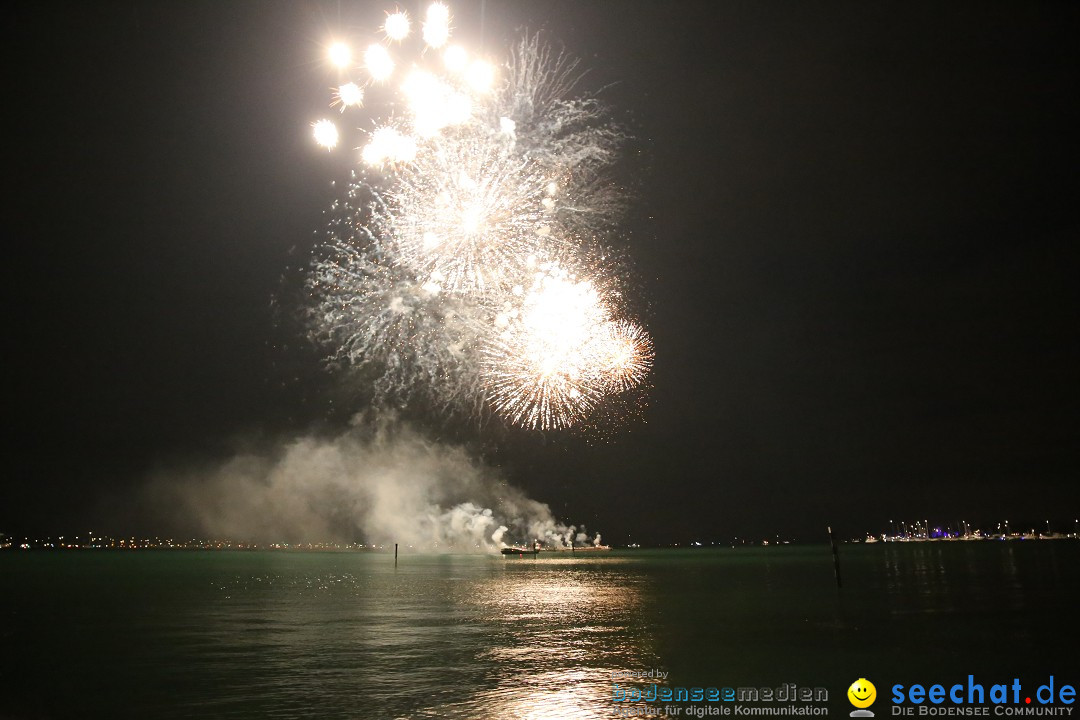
848,678 -> 877,709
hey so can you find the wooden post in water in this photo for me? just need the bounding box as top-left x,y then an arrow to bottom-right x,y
828,526 -> 842,588
394,543 -> 398,566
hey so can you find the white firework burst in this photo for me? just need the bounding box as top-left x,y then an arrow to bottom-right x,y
385,130 -> 571,295
478,261 -> 651,430
307,8 -> 651,430
309,189 -> 489,415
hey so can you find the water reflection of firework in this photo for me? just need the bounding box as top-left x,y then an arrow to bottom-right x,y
307,5 -> 651,429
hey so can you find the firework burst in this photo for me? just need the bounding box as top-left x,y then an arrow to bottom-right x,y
482,262 -> 608,429
307,4 -> 651,430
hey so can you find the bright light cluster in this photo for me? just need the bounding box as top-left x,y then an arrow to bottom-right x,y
307,5 -> 651,430
327,42 -> 351,69
483,264 -> 653,429
360,127 -> 417,166
312,119 -> 338,149
382,11 -> 411,42
364,43 -> 395,82
334,82 -> 363,110
422,3 -> 451,48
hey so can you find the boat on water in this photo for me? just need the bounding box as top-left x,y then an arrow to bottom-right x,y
500,542 -> 612,555
548,545 -> 611,552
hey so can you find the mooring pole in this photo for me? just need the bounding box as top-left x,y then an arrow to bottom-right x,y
394,543 -> 398,566
828,526 -> 842,588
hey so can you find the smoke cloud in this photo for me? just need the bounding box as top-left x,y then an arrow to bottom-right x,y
146,418 -> 594,551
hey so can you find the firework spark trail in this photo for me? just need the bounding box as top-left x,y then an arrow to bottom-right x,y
308,181 -> 490,416
386,130 -> 565,295
481,262 -> 655,430
307,5 -> 652,430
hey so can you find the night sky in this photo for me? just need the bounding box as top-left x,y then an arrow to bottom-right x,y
7,1 -> 1078,544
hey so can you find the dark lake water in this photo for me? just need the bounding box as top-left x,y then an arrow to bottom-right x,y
1,543 -> 1077,719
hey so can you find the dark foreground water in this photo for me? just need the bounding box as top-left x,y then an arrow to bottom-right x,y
1,543 -> 1077,719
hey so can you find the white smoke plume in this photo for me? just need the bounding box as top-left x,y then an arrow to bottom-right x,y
146,418 -> 593,551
